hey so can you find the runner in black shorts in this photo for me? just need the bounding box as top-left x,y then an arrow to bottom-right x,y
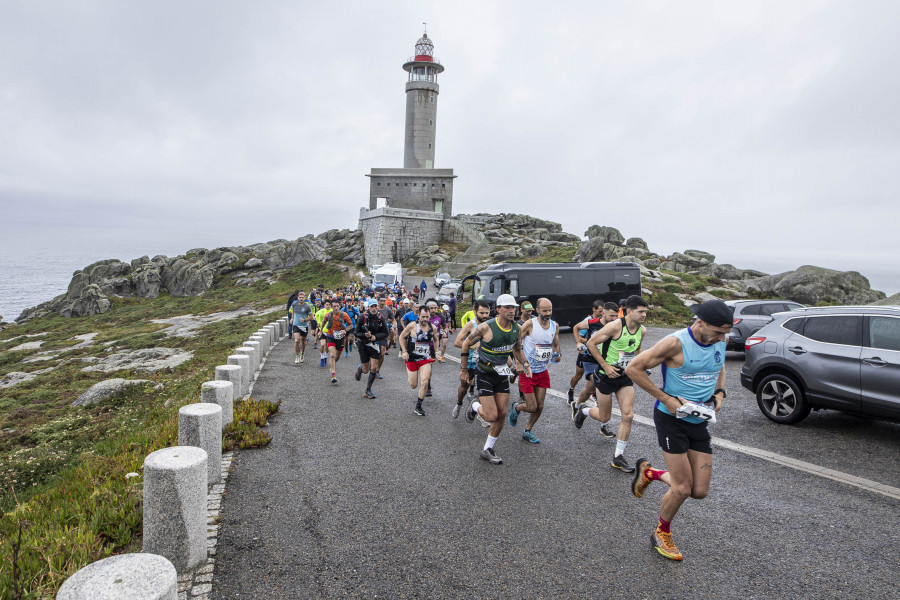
354,298 -> 389,399
626,299 -> 732,561
576,296 -> 648,473
452,300 -> 491,419
460,294 -> 530,465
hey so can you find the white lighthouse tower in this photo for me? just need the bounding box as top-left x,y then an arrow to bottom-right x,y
402,33 -> 445,169
359,30 -> 457,268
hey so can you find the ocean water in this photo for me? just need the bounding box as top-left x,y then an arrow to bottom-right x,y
0,242 -> 183,322
0,226 -> 281,322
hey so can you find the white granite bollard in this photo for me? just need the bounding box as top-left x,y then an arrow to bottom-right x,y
244,341 -> 262,371
179,403 -> 222,487
262,327 -> 274,348
270,321 -> 282,339
274,320 -> 284,339
250,335 -> 266,358
143,446 -> 208,572
255,329 -> 269,350
57,553 -> 177,600
236,346 -> 257,379
215,365 -> 242,402
228,354 -> 250,396
200,380 -> 233,429
265,324 -> 276,345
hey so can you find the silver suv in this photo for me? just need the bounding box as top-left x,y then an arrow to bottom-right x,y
740,305 -> 900,424
726,299 -> 804,351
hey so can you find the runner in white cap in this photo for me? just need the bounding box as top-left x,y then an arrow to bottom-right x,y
460,294 -> 530,465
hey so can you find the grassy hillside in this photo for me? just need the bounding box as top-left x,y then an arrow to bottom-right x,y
0,261 -> 348,599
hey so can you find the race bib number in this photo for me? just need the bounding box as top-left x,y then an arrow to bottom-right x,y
414,343 -> 431,357
534,344 -> 553,362
493,364 -> 514,376
676,402 -> 717,424
332,329 -> 345,340
614,351 -> 636,368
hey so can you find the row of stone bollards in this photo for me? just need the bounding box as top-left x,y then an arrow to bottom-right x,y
58,316 -> 290,600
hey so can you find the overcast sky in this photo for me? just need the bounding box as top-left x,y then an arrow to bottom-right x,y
2,0 -> 898,294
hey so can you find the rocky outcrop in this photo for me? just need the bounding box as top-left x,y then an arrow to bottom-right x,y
72,378 -> 163,407
81,348 -> 194,373
738,266 -> 884,305
19,232 -> 361,320
410,245 -> 451,269
573,224 -> 884,305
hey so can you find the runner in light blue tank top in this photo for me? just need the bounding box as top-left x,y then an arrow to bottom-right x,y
623,299 -> 734,562
657,327 -> 726,423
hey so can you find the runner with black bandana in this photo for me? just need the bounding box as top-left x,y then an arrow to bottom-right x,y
625,299 -> 732,561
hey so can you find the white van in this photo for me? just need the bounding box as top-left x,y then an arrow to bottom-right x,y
372,262 -> 403,290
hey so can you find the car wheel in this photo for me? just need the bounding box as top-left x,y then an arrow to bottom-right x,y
756,373 -> 811,424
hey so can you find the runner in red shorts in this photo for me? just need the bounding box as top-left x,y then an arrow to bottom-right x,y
508,298 -> 561,443
399,305 -> 438,416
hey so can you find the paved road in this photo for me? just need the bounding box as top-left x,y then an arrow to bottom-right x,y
212,327 -> 899,599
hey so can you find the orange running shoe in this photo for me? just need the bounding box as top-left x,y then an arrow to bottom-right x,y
651,529 -> 683,561
632,458 -> 653,498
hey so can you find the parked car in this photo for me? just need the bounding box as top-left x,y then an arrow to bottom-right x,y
726,299 -> 805,351
740,305 -> 900,424
434,272 -> 451,287
435,282 -> 462,303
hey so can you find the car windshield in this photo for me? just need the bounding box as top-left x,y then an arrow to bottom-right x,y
373,274 -> 395,283
473,275 -> 494,300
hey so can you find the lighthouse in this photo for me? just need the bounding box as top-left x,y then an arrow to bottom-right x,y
402,33 -> 445,169
360,30 -> 457,268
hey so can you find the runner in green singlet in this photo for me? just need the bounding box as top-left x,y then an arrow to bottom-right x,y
574,295 -> 649,473
459,294 -> 530,465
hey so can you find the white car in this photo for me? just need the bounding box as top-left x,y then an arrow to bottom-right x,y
434,272 -> 451,287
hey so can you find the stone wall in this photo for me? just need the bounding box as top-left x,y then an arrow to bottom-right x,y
359,207 -> 443,267
367,168 -> 454,220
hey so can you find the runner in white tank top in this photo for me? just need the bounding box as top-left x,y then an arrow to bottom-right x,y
508,298 -> 561,444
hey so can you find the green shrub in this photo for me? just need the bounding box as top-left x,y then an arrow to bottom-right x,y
663,283 -> 682,294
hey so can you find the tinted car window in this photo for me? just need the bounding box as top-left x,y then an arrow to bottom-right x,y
868,316 -> 900,351
760,304 -> 785,316
740,304 -> 761,316
802,316 -> 861,346
784,303 -> 804,311
782,317 -> 805,333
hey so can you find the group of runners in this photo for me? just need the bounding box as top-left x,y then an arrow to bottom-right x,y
288,284 -> 734,562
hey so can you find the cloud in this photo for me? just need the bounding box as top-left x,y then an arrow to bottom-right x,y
1,0 -> 898,295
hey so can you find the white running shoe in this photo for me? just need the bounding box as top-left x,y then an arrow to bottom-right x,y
584,398 -> 598,409
294,356 -> 300,364
476,414 -> 491,428
299,353 -> 304,363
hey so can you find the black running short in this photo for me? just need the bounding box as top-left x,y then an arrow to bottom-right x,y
575,353 -> 585,369
292,325 -> 308,336
358,342 -> 381,363
467,367 -> 476,381
593,370 -> 633,395
653,408 -> 712,455
475,370 -> 510,398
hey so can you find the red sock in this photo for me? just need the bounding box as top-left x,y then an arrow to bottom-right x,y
658,516 -> 671,534
646,467 -> 666,481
